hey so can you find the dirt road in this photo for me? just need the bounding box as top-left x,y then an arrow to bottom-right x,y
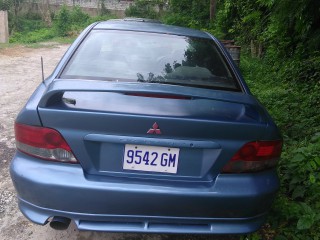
0,43 -> 236,240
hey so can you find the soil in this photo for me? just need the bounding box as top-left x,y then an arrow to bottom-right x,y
0,43 -> 237,240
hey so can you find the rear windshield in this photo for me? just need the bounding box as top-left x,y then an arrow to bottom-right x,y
61,30 -> 240,91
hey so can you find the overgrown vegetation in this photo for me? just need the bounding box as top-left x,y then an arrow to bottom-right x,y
126,0 -> 320,239
2,0 -> 320,238
0,0 -> 11,10
125,0 -> 158,19
5,2 -> 115,44
210,4 -> 320,238
241,56 -> 320,239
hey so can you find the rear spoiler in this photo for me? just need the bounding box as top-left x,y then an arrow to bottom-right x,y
38,79 -> 257,108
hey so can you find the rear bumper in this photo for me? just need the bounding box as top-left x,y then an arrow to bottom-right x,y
18,198 -> 267,234
10,152 -> 279,234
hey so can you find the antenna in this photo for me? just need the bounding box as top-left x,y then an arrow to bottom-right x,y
41,56 -> 44,84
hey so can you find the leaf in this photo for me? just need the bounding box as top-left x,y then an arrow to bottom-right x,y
309,160 -> 318,170
310,132 -> 320,143
300,202 -> 313,214
309,174 -> 316,184
297,215 -> 315,230
291,186 -> 306,199
292,153 -> 305,162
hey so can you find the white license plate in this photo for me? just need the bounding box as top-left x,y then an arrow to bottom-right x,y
123,144 -> 180,174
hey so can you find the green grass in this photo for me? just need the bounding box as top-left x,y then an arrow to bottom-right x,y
0,42 -> 19,49
23,37 -> 75,49
8,7 -> 117,45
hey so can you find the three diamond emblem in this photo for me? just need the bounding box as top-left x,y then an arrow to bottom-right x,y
147,122 -> 162,134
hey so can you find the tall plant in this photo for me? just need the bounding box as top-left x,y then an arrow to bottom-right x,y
164,0 -> 210,29
0,0 -> 11,10
125,0 -> 159,19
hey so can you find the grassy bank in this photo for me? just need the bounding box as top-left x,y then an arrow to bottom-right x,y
240,55 -> 320,240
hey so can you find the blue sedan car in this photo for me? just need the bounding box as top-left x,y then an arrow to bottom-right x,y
10,19 -> 282,234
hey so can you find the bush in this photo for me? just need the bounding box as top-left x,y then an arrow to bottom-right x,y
8,5 -> 116,44
70,5 -> 89,27
54,5 -> 71,37
125,0 -> 158,19
0,0 -> 11,11
10,28 -> 55,43
162,0 -> 210,29
240,55 -> 320,239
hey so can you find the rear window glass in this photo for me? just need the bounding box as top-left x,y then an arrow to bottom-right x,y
61,30 -> 240,91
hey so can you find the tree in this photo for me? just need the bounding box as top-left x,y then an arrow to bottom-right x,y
0,0 -> 10,10
38,0 -> 52,27
210,0 -> 216,20
164,0 -> 210,28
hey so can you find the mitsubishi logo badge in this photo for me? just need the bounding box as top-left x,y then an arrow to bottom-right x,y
147,122 -> 162,134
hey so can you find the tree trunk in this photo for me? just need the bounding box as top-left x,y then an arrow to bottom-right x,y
210,0 -> 217,21
159,3 -> 164,15
39,0 -> 52,27
251,40 -> 256,57
258,42 -> 263,58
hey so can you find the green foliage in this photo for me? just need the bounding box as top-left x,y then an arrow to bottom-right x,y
213,0 -> 320,61
54,5 -> 70,37
209,0 -> 274,46
86,14 -> 115,23
264,0 -> 320,60
9,5 -> 114,43
0,0 -> 11,11
163,0 -> 210,29
125,0 -> 159,19
8,12 -> 49,42
241,55 -> 320,239
215,12 -> 320,239
54,5 -> 91,37
99,0 -> 110,16
125,0 -> 168,19
70,5 -> 89,26
280,52 -> 320,84
10,28 -> 55,43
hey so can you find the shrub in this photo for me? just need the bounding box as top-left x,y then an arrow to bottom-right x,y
10,28 -> 55,43
240,55 -> 320,239
54,5 -> 71,37
70,5 -> 89,27
125,0 -> 158,19
0,0 -> 11,11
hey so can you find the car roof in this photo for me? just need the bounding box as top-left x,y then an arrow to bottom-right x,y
93,19 -> 211,39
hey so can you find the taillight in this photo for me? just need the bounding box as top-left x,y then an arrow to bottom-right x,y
222,140 -> 282,173
15,123 -> 78,163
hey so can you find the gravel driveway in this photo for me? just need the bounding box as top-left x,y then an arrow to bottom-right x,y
0,43 -> 237,240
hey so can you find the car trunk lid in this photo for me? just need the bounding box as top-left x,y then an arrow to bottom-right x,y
37,80 -> 268,183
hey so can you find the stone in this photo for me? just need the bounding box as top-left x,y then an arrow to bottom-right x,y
0,11 -> 9,43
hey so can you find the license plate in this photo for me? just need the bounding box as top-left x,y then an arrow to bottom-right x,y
123,144 -> 180,174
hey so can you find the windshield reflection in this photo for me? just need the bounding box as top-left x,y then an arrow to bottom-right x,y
61,30 -> 238,91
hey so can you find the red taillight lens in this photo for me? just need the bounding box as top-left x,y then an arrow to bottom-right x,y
222,140 -> 283,173
15,123 -> 78,163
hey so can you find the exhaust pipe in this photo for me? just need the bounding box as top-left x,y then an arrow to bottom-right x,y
49,216 -> 71,230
